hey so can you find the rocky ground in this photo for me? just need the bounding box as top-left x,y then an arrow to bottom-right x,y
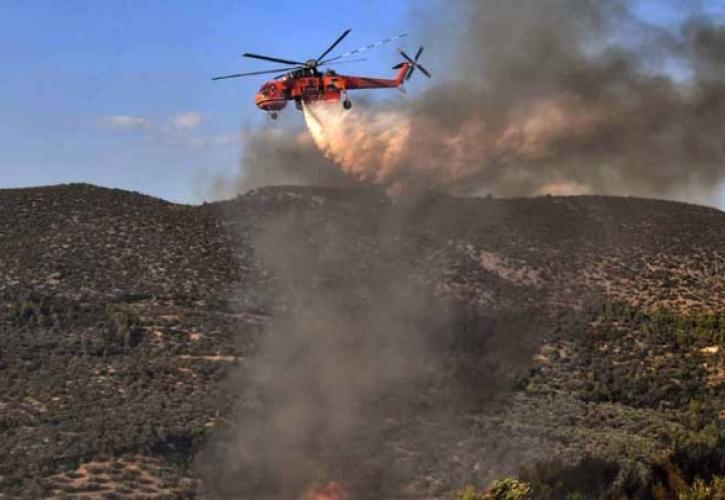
0,183 -> 722,499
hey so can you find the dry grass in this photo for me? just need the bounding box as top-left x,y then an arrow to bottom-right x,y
47,455 -> 196,498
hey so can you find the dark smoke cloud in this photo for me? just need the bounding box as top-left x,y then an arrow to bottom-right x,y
451,0 -> 725,202
686,16 -> 725,80
221,0 -> 725,206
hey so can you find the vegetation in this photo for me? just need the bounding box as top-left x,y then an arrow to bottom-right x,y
679,476 -> 725,499
455,478 -> 532,499
0,184 -> 723,497
459,303 -> 725,499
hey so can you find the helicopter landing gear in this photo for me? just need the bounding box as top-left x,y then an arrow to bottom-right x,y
269,112 -> 278,120
341,90 -> 352,110
295,98 -> 303,111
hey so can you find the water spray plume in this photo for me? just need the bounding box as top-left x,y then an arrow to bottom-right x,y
302,97 -> 607,196
303,102 -> 413,194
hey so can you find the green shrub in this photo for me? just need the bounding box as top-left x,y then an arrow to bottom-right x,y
487,478 -> 532,499
454,479 -> 532,500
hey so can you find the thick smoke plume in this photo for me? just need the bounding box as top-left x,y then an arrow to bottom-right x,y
198,206 -> 449,498
230,0 -> 725,205
197,196 -> 549,497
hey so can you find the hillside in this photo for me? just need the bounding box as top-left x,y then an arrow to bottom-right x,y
0,183 -> 723,499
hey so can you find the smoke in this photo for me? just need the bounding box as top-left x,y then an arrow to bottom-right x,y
301,97 -> 606,197
225,0 -> 725,206
208,127 -> 356,200
195,1 -> 725,496
196,194 -> 550,497
196,204 -> 443,498
441,0 -> 725,203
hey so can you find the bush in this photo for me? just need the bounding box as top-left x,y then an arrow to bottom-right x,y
454,479 -> 533,500
487,478 -> 532,499
679,476 -> 725,499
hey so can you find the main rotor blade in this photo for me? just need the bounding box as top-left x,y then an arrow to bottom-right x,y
415,46 -> 424,61
243,53 -> 307,66
320,33 -> 407,64
270,59 -> 367,79
268,58 -> 367,79
317,29 -> 351,62
212,67 -> 303,80
406,67 -> 415,81
319,58 -> 367,67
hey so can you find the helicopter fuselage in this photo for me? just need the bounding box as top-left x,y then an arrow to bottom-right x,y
212,30 -> 431,118
254,63 -> 411,113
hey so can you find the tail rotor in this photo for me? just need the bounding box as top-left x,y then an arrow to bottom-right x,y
393,46 -> 431,80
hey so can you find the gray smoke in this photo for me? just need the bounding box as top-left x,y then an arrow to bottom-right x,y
450,0 -> 725,203
195,194 -> 550,498
208,127 -> 356,200
196,203 -> 447,498
224,0 -> 725,206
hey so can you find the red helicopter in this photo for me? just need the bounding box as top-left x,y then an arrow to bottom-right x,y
212,29 -> 431,119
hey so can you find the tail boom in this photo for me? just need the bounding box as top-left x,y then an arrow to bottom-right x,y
339,63 -> 411,90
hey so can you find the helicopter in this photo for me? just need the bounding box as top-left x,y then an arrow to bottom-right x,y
212,29 -> 431,119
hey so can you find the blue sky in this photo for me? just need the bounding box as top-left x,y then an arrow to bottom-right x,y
2,0 -> 724,208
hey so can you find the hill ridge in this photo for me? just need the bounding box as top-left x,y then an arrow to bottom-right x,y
0,182 -> 722,497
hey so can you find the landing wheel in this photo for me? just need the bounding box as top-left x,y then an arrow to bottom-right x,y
295,99 -> 303,111
270,112 -> 278,120
343,99 -> 352,110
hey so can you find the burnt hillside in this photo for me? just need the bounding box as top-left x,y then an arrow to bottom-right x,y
0,183 -> 723,498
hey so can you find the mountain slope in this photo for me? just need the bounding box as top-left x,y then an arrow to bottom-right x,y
0,184 -> 722,498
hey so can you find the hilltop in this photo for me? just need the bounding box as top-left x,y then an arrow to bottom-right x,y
0,183 -> 723,498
